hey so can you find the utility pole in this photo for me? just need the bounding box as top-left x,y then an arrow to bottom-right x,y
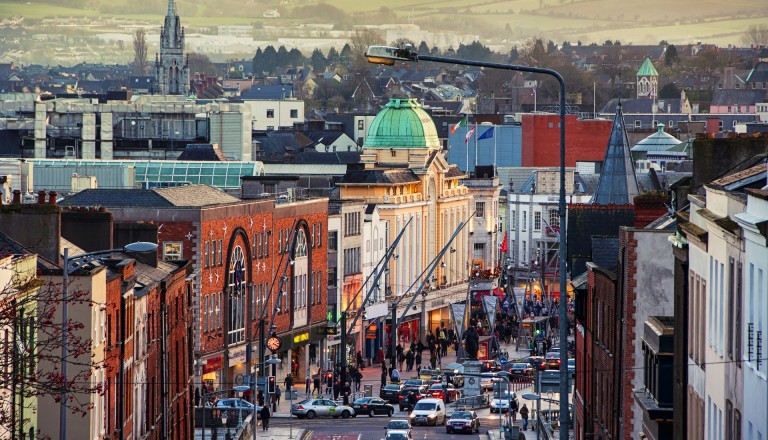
340,311 -> 348,405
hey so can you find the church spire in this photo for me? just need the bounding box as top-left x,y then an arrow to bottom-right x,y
590,103 -> 640,205
167,0 -> 175,17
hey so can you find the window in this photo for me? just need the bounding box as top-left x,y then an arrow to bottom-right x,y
475,202 -> 485,218
357,120 -> 364,130
257,233 -> 263,258
203,296 -> 209,332
343,247 -> 361,275
218,239 -> 223,265
534,211 -> 541,231
295,230 -> 308,258
635,120 -> 642,128
212,240 -> 217,265
265,231 -> 270,256
728,258 -> 735,360
266,109 -> 275,118
318,224 -> 322,247
548,209 -> 559,229
205,241 -> 210,267
736,262 -> 743,364
278,230 -> 283,253
163,242 -> 182,261
228,245 -> 246,345
522,211 -> 527,231
510,210 -> 517,231
328,267 -> 337,287
473,243 -> 485,262
290,109 -> 298,118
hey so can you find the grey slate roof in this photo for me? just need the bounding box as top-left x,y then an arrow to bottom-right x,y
710,89 -> 767,107
745,62 -> 768,83
338,169 -> 420,185
241,85 -> 295,99
61,184 -> 239,208
590,104 -> 640,205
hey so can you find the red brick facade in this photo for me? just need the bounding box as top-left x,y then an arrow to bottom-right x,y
521,114 -> 614,167
619,230 -> 638,440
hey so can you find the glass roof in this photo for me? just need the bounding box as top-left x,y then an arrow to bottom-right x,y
31,159 -> 263,190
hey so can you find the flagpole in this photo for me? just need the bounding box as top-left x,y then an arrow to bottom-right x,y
474,123 -> 478,170
493,127 -> 497,176
465,122 -> 469,173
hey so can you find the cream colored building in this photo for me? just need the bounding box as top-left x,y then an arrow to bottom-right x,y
337,98 -> 472,344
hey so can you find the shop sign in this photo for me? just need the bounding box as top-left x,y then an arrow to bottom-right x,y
293,332 -> 310,345
228,346 -> 247,366
203,355 -> 223,374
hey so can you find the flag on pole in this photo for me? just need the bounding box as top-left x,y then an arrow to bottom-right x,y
450,117 -> 467,135
477,127 -> 495,141
464,124 -> 476,144
531,85 -> 537,95
500,231 -> 508,253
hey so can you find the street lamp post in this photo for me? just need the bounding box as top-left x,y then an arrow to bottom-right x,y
60,241 -> 158,440
366,45 -> 569,439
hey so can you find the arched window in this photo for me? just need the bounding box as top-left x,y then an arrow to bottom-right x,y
228,245 -> 246,345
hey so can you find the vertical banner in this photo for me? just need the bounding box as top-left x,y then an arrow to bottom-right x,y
450,303 -> 467,341
482,295 -> 499,330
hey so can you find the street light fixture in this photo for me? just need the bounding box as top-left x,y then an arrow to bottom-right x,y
61,241 -> 158,440
366,45 -> 569,439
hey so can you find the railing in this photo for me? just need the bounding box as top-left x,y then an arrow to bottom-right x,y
452,394 -> 489,410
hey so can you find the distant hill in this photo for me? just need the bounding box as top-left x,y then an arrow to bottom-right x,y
4,0 -> 765,46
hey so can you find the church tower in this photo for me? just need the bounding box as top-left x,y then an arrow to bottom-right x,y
636,57 -> 658,99
155,0 -> 188,95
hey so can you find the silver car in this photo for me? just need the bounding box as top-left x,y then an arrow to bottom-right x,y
490,391 -> 517,413
290,398 -> 355,419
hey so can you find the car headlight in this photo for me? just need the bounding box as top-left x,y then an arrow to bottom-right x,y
490,401 -> 497,407
427,414 -> 436,419
409,413 -> 416,419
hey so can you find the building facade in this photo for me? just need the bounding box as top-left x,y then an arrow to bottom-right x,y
155,0 -> 188,96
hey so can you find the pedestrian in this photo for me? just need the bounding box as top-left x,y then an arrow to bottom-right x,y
391,366 -> 400,383
333,380 -> 340,400
415,350 -> 422,371
430,351 -> 437,369
305,376 -> 311,396
405,350 -> 414,372
275,384 -> 282,406
510,396 -> 519,421
356,351 -> 365,371
284,374 -> 293,391
313,375 -> 322,395
194,387 -> 201,407
397,351 -> 405,372
380,363 -> 388,388
257,391 -> 264,406
520,403 -> 529,431
354,370 -> 362,392
261,404 -> 271,431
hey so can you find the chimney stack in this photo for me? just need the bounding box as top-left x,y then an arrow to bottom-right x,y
12,190 -> 21,204
49,191 -> 58,205
37,190 -> 46,204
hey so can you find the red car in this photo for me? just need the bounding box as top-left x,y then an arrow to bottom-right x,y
427,383 -> 461,403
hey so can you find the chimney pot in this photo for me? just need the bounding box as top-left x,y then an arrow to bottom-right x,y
89,207 -> 97,212
49,191 -> 58,205
98,207 -> 107,212
12,190 -> 21,204
37,190 -> 47,204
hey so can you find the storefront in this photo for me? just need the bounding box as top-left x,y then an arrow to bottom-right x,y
274,324 -> 328,383
202,354 -> 224,392
226,344 -> 248,388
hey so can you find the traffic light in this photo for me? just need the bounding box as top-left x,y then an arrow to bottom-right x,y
327,372 -> 333,382
267,376 -> 276,394
535,328 -> 541,336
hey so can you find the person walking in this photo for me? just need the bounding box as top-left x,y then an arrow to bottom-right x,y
305,375 -> 311,396
261,404 -> 271,431
380,364 -> 388,389
510,396 -> 519,421
520,403 -> 529,431
284,374 -> 293,392
194,387 -> 201,407
275,384 -> 282,406
391,366 -> 400,383
313,374 -> 322,395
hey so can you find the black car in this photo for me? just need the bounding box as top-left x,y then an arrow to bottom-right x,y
381,383 -> 405,403
403,378 -> 429,388
481,360 -> 501,372
351,397 -> 395,417
446,410 -> 480,434
398,386 -> 428,411
523,356 -> 547,371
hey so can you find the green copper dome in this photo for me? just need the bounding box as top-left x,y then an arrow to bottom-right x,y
637,57 -> 658,77
364,98 -> 441,149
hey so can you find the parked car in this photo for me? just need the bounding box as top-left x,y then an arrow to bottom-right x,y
214,398 -> 258,419
408,398 -> 446,426
352,397 -> 394,417
545,352 -> 561,370
509,362 -> 535,377
290,398 -> 355,419
398,386 -> 428,411
385,430 -> 413,440
386,419 -> 412,435
568,358 -> 575,376
446,410 -> 480,434
381,383 -> 405,403
490,391 -> 518,414
427,383 -> 461,403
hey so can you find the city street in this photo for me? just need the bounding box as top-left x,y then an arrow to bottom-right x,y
194,337 -> 569,440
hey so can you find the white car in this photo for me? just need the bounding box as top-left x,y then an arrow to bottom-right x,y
290,398 -> 355,419
408,398 -> 446,426
385,430 -> 413,440
490,391 -> 517,413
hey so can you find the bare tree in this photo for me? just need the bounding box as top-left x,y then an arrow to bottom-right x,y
0,257 -> 101,439
350,29 -> 386,70
742,24 -> 768,48
133,28 -> 149,75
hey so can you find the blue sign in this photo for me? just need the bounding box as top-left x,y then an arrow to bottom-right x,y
499,357 -> 508,365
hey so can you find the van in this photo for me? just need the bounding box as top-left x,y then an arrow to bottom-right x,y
408,398 -> 446,426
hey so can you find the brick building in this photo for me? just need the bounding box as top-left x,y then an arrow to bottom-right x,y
61,184 -> 330,397
521,114 -> 613,168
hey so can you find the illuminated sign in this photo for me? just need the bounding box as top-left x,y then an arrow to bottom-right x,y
293,332 -> 310,344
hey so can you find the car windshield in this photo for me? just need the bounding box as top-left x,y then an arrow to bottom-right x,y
353,398 -> 369,404
546,352 -> 559,359
568,359 -> 575,366
414,402 -> 436,410
429,384 -> 446,390
385,385 -> 401,390
494,392 -> 512,399
296,399 -> 312,405
512,363 -> 527,368
452,412 -> 472,419
404,379 -> 422,385
387,421 -> 410,429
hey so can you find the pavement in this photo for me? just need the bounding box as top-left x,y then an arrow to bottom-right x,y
195,336 -> 571,440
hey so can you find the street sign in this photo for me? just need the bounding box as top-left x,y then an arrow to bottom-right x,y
499,357 -> 508,365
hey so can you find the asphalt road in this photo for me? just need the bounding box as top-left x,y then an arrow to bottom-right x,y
268,407 -> 504,440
